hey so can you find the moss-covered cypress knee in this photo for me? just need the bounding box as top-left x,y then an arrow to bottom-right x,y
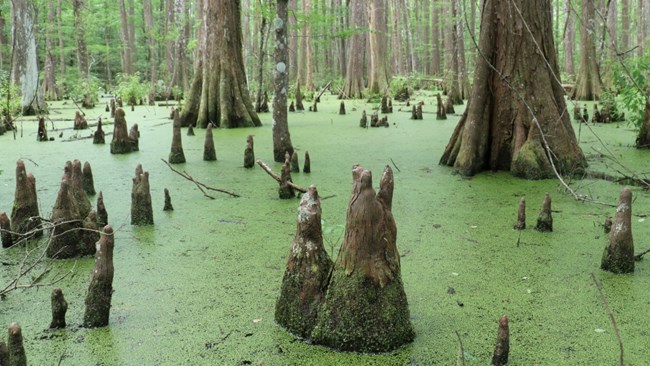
203,123 -> 217,161
11,160 -> 41,240
534,193 -> 553,232
514,197 -> 526,230
83,225 -> 115,327
491,315 -> 510,366
601,188 -> 635,274
131,165 -> 154,226
339,101 -> 346,115
49,288 -> 68,329
129,123 -> 140,151
275,186 -> 332,338
169,109 -> 186,164
312,165 -> 414,353
7,323 -> 26,366
244,135 -> 255,168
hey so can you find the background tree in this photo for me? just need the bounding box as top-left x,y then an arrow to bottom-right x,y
572,0 -> 602,100
180,0 -> 261,128
42,0 -> 59,100
10,0 -> 45,115
367,0 -> 389,95
340,0 -> 366,99
440,0 -> 586,178
272,0 -> 294,162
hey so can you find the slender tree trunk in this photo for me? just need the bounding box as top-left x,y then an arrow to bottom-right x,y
104,0 -> 113,85
10,0 -> 45,115
390,0 -> 402,75
455,0 -> 469,99
340,0 -> 366,99
179,0 -> 204,127
444,0 -> 462,104
255,2 -> 270,112
431,0 -> 441,75
572,0 -> 602,100
621,0 -> 629,52
119,0 -> 133,74
144,0 -> 157,102
0,6 -> 5,70
288,0 -> 298,82
43,0 -> 59,100
563,0 -> 575,77
367,0 -> 390,95
180,0 -> 261,128
422,0 -> 430,74
73,0 -> 89,78
57,0 -> 65,78
273,0 -> 294,162
440,0 -> 586,179
297,0 -> 314,91
639,0 -> 646,58
127,0 -> 137,70
400,0 -> 415,73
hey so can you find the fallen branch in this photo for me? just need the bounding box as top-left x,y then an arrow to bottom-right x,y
634,247 -> 650,261
256,160 -> 307,193
591,273 -> 624,366
455,330 -> 466,366
314,81 -> 333,102
161,158 -> 240,198
390,158 -> 401,172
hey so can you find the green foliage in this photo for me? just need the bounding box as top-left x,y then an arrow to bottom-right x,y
65,76 -> 101,105
0,71 -> 22,121
115,73 -> 149,105
611,55 -> 650,128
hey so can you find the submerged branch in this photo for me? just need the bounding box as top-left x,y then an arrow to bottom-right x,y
591,273 -> 624,366
161,158 -> 240,198
256,159 -> 307,193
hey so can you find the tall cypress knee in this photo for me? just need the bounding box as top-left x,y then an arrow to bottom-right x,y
83,225 -> 115,327
601,188 -> 635,273
169,109 -> 186,164
50,288 -> 68,329
131,165 -> 154,226
11,160 -> 41,240
312,165 -> 414,353
203,123 -> 217,161
0,212 -> 13,248
82,161 -> 96,196
534,193 -> 552,232
7,323 -> 27,366
244,135 -> 255,168
275,186 -> 332,338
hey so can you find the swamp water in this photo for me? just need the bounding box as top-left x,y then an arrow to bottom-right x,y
1,93 -> 649,365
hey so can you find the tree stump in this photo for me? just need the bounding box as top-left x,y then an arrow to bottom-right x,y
491,315 -> 510,366
312,165 -> 414,352
129,123 -> 140,151
131,165 -> 154,226
37,117 -> 48,141
411,105 -> 418,120
244,135 -> 255,169
203,123 -> 217,161
377,116 -> 389,127
514,197 -> 526,230
339,101 -> 346,115
111,108 -> 134,154
110,99 -> 116,118
279,159 -> 295,199
82,162 -> 96,196
11,160 -> 41,240
275,186 -> 333,338
290,151 -> 300,173
83,225 -> 115,328
534,193 -> 553,232
74,111 -> 88,130
97,192 -> 108,228
303,151 -> 311,173
7,323 -> 26,366
360,110 -> 368,128
0,212 -> 12,248
93,118 -> 105,144
601,188 -> 634,273
105,103 -> 110,112
436,93 -> 447,120
49,288 -> 68,329
163,188 -> 174,211
169,109 -> 186,164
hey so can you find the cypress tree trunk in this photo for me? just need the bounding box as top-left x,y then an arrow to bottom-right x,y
367,0 -> 390,95
180,0 -> 260,128
272,0 -> 294,162
43,0 -> 59,101
439,0 -> 586,179
340,0 -> 366,99
572,0 -> 603,100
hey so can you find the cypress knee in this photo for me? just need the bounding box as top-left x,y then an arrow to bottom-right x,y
0,339 -> 7,365
129,123 -> 140,151
290,152 -> 300,173
445,96 -> 455,114
169,109 -> 186,164
37,117 -> 48,141
244,135 -> 255,168
7,323 -> 26,366
275,186 -> 333,338
436,93 -> 447,120
70,160 -> 92,217
131,165 -> 154,226
80,211 -> 100,256
534,193 -> 553,232
83,225 -> 115,328
303,151 -> 311,173
360,110 -> 367,128
279,160 -> 295,199
312,165 -> 414,353
110,99 -> 116,118
603,215 -> 612,234
11,160 -> 41,239
339,101 -> 346,115
74,111 -> 88,130
111,108 -> 133,154
514,197 -> 526,230
82,162 -> 96,196
93,118 -> 105,144
48,172 -> 82,259
163,188 -> 174,211
97,192 -> 108,227
416,103 -> 423,120
0,212 -> 12,248
601,188 -> 635,273
370,111 -> 379,127
187,124 -> 195,136
203,123 -> 217,161
491,315 -> 510,366
49,288 -> 68,329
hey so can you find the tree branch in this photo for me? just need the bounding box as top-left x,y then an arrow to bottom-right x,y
160,158 -> 240,198
256,159 -> 307,193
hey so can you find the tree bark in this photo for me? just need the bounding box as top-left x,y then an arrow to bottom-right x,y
621,0 -> 629,52
367,0 -> 390,95
638,0 -> 646,58
340,0 -> 366,99
563,0 -> 575,76
143,0 -> 157,103
444,0 -> 462,104
297,0 -> 314,91
10,0 -> 45,115
119,0 -> 133,74
572,0 -> 602,100
127,0 -> 137,69
455,0 -> 470,99
73,0 -> 89,78
431,0 -> 441,75
57,0 -> 66,79
43,0 -> 59,100
273,0 -> 294,162
180,0 -> 261,128
439,0 -> 586,179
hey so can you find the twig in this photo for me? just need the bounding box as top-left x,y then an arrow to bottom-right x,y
160,159 -> 240,198
390,158 -> 401,172
256,159 -> 308,193
590,273 -> 624,366
634,247 -> 650,261
454,330 -> 466,366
